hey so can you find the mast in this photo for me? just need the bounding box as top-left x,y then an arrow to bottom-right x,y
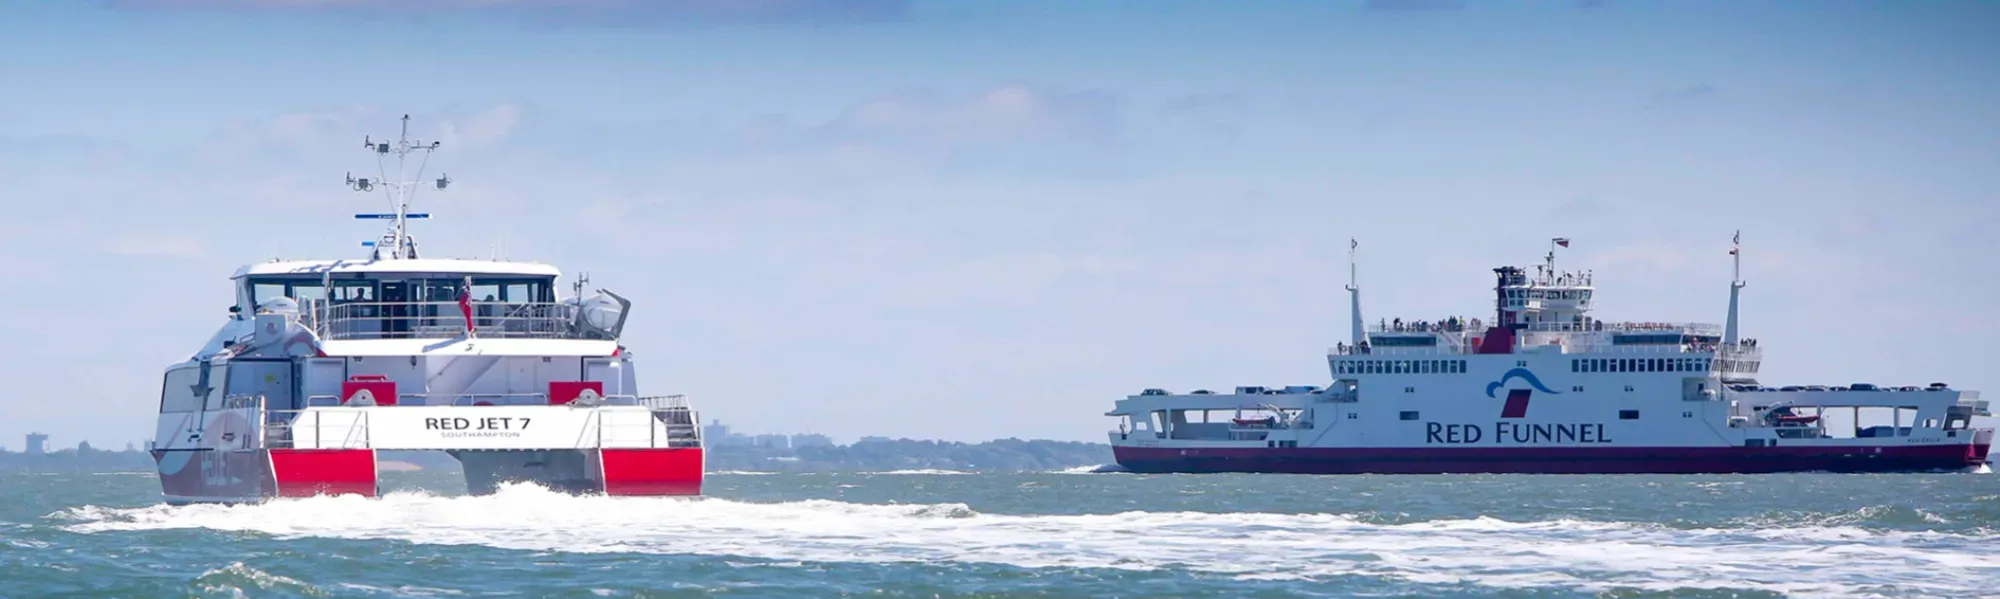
346,114 -> 451,260
1346,238 -> 1363,347
1723,230 -> 1745,346
1545,237 -> 1569,282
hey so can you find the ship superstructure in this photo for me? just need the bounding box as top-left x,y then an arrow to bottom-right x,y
151,117 -> 702,503
1107,237 -> 1990,474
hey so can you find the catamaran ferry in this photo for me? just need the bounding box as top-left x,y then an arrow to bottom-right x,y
151,117 -> 702,504
1107,237 -> 1990,474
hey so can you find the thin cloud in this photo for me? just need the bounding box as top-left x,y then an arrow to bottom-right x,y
104,0 -> 911,25
824,85 -> 1119,145
104,235 -> 209,259
1651,83 -> 1719,107
1364,0 -> 1466,11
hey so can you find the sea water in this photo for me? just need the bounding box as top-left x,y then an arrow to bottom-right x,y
4,469 -> 1997,597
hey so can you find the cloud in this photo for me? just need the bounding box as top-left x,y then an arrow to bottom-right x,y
824,84 -> 1118,145
105,0 -> 910,25
1364,0 -> 1466,11
104,235 -> 209,259
1651,84 -> 1718,106
440,104 -> 522,149
198,105 -> 523,162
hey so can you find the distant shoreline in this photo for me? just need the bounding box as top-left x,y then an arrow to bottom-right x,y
1,438 -> 1113,474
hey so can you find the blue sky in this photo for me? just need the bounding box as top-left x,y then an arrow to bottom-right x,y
1,0 -> 1995,448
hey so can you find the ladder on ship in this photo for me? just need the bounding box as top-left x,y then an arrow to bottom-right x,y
651,408 -> 701,448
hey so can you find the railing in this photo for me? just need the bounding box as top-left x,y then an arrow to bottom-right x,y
305,300 -> 590,340
1366,321 -> 1723,335
304,392 -> 694,408
1369,323 -> 1480,334
265,408 -> 373,450
1562,343 -> 1724,355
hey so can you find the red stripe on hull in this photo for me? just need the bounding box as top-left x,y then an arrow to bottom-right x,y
269,449 -> 379,498
597,448 -> 704,496
1112,444 -> 1991,474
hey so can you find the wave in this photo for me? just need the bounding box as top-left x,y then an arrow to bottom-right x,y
710,470 -> 777,476
866,469 -> 970,475
192,562 -> 323,597
1051,464 -> 1125,474
54,485 -> 2000,598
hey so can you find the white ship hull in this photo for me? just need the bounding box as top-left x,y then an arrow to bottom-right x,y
1108,361 -> 1990,475
1106,238 -> 1992,475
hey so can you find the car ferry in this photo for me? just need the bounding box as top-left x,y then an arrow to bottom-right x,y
151,116 -> 702,503
1107,237 -> 1990,474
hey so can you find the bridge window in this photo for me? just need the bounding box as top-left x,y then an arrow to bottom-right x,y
1620,410 -> 1640,420
1400,411 -> 1420,421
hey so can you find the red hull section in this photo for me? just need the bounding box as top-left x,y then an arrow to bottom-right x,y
269,449 -> 380,498
598,448 -> 704,495
1113,444 -> 1991,474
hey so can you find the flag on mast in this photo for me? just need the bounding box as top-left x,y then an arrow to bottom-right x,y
1553,238 -> 1570,248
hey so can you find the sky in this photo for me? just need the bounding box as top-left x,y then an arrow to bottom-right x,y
0,0 -> 1995,449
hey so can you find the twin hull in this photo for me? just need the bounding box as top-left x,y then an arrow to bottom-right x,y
154,405 -> 704,504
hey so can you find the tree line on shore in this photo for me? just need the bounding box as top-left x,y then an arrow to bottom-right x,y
1,438 -> 1113,473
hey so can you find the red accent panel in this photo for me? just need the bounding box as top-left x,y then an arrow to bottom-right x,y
549,381 -> 604,406
1476,326 -> 1515,354
342,378 -> 397,406
599,448 -> 703,495
269,449 -> 378,497
1500,389 -> 1532,419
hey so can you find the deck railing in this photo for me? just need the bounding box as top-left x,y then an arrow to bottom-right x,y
303,300 -> 590,340
1367,321 -> 1723,335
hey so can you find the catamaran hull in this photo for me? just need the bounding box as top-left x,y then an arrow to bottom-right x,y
1111,443 -> 1991,475
154,447 -> 703,504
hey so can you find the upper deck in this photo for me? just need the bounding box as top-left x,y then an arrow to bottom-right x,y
231,258 -> 620,342
1319,238 -> 1767,381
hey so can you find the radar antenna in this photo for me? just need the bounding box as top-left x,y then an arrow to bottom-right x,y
347,114 -> 451,260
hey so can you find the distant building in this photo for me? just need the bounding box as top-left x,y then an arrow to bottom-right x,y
790,433 -> 833,448
125,442 -> 137,452
858,436 -> 894,444
752,434 -> 790,450
24,433 -> 48,456
702,419 -> 732,441
703,419 -> 753,447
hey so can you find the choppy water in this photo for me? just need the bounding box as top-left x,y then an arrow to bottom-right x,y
4,468 -> 1999,598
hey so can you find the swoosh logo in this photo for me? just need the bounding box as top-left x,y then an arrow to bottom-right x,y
1485,367 -> 1561,398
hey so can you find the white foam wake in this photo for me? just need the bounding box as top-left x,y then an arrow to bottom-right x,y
54,484 -> 1998,598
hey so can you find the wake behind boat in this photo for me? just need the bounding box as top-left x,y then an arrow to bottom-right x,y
1107,237 -> 1991,474
150,117 -> 703,504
